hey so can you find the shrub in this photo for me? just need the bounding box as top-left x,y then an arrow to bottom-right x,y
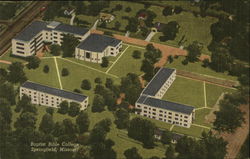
73,89 -> 82,93
104,31 -> 113,36
43,65 -> 49,73
202,58 -> 210,68
94,77 -> 102,84
162,6 -> 173,16
115,4 -> 123,11
132,50 -> 142,59
125,7 -> 132,12
101,57 -> 109,67
81,79 -> 91,90
61,68 -> 69,76
182,59 -> 189,65
50,44 -> 61,56
46,107 -> 54,116
174,6 -> 183,14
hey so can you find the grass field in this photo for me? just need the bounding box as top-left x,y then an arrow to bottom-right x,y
172,124 -> 210,138
162,76 -> 205,108
193,108 -> 212,127
165,56 -> 238,81
108,46 -> 145,77
0,49 -> 26,63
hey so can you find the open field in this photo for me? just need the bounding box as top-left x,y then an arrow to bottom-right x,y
165,56 -> 238,81
0,49 -> 26,63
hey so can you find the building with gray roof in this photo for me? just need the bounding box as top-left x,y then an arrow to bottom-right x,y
135,68 -> 195,128
20,81 -> 88,110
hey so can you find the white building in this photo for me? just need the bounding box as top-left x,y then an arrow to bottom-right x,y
75,34 -> 122,63
12,21 -> 90,57
20,81 -> 88,110
135,68 -> 195,128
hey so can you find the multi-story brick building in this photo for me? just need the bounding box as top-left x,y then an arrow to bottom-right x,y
135,68 -> 195,128
20,81 -> 88,110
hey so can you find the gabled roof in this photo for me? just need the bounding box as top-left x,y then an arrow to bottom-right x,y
137,95 -> 195,115
21,81 -> 87,102
54,23 -> 89,36
14,21 -> 51,42
76,34 -> 121,52
142,68 -> 175,96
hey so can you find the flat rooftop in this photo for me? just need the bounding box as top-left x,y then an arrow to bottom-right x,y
142,68 -> 175,96
21,81 -> 87,102
77,34 -> 121,52
137,95 -> 195,115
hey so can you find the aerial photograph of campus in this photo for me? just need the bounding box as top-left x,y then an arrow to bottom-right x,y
0,1 -> 249,159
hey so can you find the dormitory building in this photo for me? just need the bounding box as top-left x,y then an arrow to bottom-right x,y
12,20 -> 122,63
20,81 -> 88,110
135,68 -> 195,128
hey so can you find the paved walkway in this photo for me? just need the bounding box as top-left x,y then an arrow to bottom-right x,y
145,31 -> 156,42
0,60 -> 11,65
125,31 -> 130,37
70,12 -> 76,25
53,57 -> 63,89
91,20 -> 99,30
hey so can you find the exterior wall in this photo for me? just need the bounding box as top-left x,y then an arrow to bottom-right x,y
20,87 -> 88,111
12,39 -> 32,57
155,70 -> 176,98
75,41 -> 123,63
135,102 -> 193,128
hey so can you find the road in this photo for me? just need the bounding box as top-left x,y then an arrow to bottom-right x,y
0,1 -> 50,56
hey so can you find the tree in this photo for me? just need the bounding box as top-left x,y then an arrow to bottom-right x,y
125,17 -> 139,33
81,79 -> 91,90
174,6 -> 183,14
0,98 -> 12,125
165,144 -> 175,159
213,98 -> 245,133
14,112 -> 37,130
101,57 -> 109,67
114,108 -> 130,129
94,77 -> 102,84
141,26 -> 149,37
46,107 -> 54,116
0,83 -> 16,105
76,111 -> 90,134
210,46 -> 234,72
132,50 -> 142,59
167,55 -> 174,64
162,6 -> 173,16
114,21 -> 121,30
124,147 -> 142,159
0,68 -> 8,83
125,7 -> 131,12
58,100 -> 69,114
128,117 -> 156,148
115,4 -> 123,11
50,44 -> 61,56
202,59 -> 210,68
61,68 -> 69,76
186,41 -> 203,62
26,56 -> 41,69
15,94 -> 37,114
150,157 -> 160,159
39,113 -> 54,134
43,65 -> 49,73
94,84 -> 106,95
161,130 -> 172,145
105,78 -> 114,89
7,62 -> 27,84
61,34 -> 80,57
68,102 -> 80,117
160,21 -> 179,41
92,94 -> 105,112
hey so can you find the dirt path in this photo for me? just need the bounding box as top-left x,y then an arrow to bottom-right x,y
0,60 -> 12,65
90,29 -> 209,68
214,105 -> 249,159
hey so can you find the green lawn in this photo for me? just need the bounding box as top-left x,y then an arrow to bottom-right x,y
108,46 -> 145,77
0,63 -> 9,69
150,11 -> 218,55
193,108 -> 212,127
24,58 -> 60,88
162,76 -> 205,108
206,83 -> 236,108
165,56 -> 238,81
172,124 -> 210,138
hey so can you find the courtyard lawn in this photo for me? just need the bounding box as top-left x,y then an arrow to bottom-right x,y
150,11 -> 218,55
0,63 -> 9,69
162,76 -> 205,108
108,46 -> 145,77
205,83 -> 236,108
193,108 -> 212,127
56,58 -> 120,102
54,16 -> 71,25
24,58 -> 60,88
165,56 -> 238,81
172,124 -> 210,138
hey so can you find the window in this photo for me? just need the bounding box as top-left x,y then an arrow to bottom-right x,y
144,110 -> 147,113
175,114 -> 179,116
152,108 -> 156,111
184,116 -> 188,119
175,118 -> 178,120
184,124 -> 187,126
111,48 -> 114,50
86,52 -> 91,59
168,120 -> 172,123
168,112 -> 172,115
16,42 -> 24,46
17,50 -> 24,54
184,120 -> 188,122
16,46 -> 24,50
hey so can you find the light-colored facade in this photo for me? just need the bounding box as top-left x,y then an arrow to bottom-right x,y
12,21 -> 90,57
75,41 -> 122,63
20,82 -> 88,110
135,68 -> 195,128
